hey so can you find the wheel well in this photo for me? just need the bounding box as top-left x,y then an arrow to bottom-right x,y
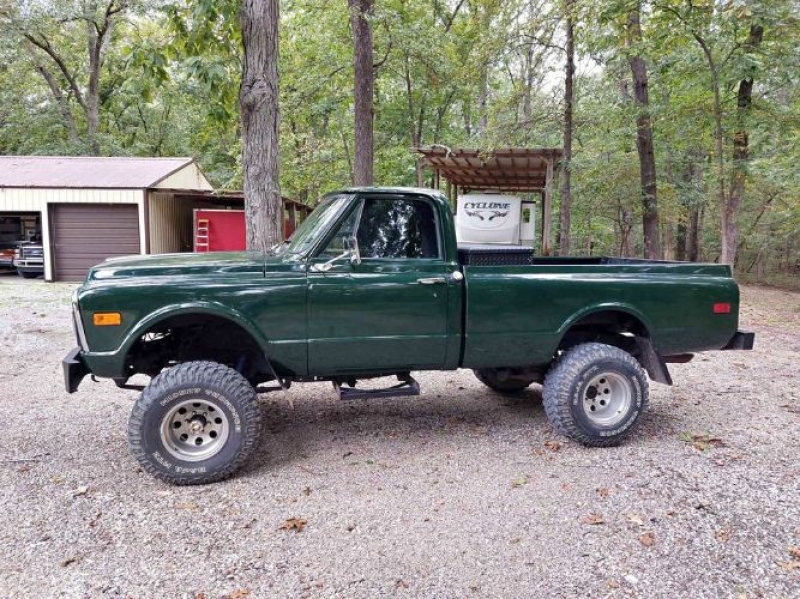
557,310 -> 671,385
558,310 -> 649,353
124,313 -> 272,384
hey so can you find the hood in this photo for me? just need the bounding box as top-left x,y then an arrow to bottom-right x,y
85,251 -> 272,282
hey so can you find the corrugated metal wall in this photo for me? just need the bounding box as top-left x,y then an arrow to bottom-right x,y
153,164 -> 213,192
148,192 -> 192,254
0,188 -> 141,211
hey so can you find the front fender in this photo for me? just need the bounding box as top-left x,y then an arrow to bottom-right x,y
80,302 -> 272,379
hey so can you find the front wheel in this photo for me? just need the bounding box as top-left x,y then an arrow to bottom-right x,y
543,343 -> 649,447
128,361 -> 263,485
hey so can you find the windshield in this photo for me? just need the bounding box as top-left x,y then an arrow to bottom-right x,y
282,194 -> 354,255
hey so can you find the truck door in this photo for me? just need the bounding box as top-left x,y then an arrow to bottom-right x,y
307,195 -> 451,374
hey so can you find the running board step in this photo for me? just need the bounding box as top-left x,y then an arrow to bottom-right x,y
335,375 -> 420,401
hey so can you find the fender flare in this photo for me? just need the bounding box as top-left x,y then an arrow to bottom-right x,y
554,303 -> 671,385
116,301 -> 275,370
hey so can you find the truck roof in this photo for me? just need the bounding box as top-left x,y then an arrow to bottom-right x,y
326,186 -> 447,199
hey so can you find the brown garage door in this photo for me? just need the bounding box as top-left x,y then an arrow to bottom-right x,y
51,204 -> 140,281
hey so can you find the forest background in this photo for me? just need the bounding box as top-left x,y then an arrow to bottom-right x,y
1,0 -> 797,287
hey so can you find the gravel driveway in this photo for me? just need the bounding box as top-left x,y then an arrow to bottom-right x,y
0,275 -> 798,598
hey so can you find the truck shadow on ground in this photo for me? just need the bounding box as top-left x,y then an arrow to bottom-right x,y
242,384 -> 680,477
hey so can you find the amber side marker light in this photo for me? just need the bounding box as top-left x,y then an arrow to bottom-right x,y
93,312 -> 122,326
713,302 -> 732,314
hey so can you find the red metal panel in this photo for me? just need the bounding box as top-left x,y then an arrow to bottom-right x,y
194,210 -> 246,252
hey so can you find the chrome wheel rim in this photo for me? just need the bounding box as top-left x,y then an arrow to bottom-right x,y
582,372 -> 632,427
160,398 -> 230,462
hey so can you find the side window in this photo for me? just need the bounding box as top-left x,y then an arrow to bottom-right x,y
357,198 -> 439,259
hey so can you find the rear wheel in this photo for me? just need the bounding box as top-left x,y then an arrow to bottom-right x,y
543,343 -> 648,447
128,361 -> 263,485
473,368 -> 537,394
18,271 -> 40,279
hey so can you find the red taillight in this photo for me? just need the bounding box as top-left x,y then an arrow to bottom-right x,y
713,302 -> 731,314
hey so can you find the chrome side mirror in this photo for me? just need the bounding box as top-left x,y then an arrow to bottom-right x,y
344,236 -> 361,266
311,236 -> 361,272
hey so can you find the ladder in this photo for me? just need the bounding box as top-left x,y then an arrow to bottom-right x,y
195,218 -> 210,252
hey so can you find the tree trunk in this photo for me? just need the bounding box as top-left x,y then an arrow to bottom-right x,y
723,24 -> 764,267
477,66 -> 488,135
240,0 -> 282,251
626,6 -> 661,259
558,0 -> 574,257
85,19 -> 102,155
348,0 -> 374,186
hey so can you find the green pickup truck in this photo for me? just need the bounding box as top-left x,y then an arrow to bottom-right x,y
64,187 -> 753,485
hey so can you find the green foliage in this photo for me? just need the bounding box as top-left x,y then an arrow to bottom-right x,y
0,0 -> 797,282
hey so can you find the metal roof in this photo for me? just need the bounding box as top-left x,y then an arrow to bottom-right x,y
0,156 -> 199,189
414,147 -> 563,191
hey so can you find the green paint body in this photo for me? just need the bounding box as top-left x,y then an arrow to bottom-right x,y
73,188 -> 739,380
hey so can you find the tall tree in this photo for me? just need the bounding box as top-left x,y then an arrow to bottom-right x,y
240,0 -> 282,250
626,3 -> 661,259
558,0 -> 575,256
1,0 -> 132,154
724,22 -> 764,266
349,0 -> 374,186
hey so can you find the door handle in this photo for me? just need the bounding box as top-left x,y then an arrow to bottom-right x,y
416,277 -> 447,285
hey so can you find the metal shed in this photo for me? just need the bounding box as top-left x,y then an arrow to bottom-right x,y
0,156 -> 213,281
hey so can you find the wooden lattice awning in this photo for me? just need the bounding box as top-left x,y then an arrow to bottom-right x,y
414,147 -> 563,192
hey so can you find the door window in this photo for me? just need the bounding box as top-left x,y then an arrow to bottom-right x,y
357,198 -> 439,259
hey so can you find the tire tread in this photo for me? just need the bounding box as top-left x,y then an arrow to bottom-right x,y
128,361 -> 263,485
542,343 -> 649,447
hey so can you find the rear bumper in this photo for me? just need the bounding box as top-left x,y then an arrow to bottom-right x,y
63,347 -> 89,393
722,330 -> 755,350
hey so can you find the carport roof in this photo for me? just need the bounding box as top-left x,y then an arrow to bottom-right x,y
0,156 -> 200,189
414,147 -> 563,191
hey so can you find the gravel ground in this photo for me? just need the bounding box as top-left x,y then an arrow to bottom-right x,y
0,274 -> 798,598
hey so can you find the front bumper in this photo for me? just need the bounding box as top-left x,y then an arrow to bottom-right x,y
722,330 -> 755,350
63,347 -> 89,393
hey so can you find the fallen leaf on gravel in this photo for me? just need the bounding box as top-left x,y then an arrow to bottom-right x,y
679,432 -> 726,451
606,579 -> 620,589
302,486 -> 312,496
228,591 -> 249,599
67,486 -> 89,498
469,424 -> 488,436
776,560 -> 800,573
596,487 -> 610,498
789,546 -> 800,559
580,513 -> 604,525
395,579 -> 409,589
50,475 -> 65,485
175,501 -> 198,510
544,441 -> 561,452
716,524 -> 732,542
627,514 -> 644,526
509,537 -> 521,544
511,475 -> 530,488
279,517 -> 307,532
59,556 -> 79,567
17,465 -> 31,473
194,593 -> 205,599
639,531 -> 656,547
